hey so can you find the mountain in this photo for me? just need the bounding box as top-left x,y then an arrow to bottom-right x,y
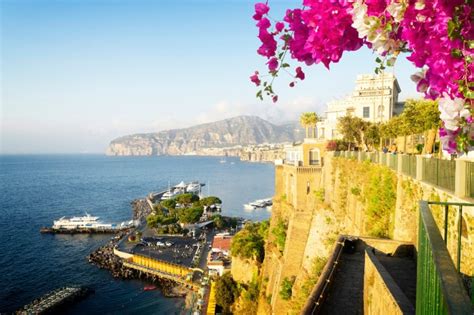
106,115 -> 303,156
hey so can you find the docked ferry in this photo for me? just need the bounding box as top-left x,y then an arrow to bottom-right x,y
52,213 -> 115,230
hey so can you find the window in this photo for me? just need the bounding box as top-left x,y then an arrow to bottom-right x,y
363,107 -> 370,118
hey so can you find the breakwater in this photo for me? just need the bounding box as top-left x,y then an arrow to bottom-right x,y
16,286 -> 92,315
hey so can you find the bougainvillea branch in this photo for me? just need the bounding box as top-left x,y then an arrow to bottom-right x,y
251,0 -> 474,154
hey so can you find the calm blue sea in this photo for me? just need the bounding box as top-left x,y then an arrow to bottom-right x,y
0,155 -> 274,314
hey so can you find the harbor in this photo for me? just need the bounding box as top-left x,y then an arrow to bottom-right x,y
86,180 -> 245,313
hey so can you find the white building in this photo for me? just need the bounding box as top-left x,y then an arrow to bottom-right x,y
316,73 -> 403,140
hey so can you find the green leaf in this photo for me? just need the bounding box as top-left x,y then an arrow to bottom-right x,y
281,63 -> 290,68
450,49 -> 463,58
468,40 -> 474,49
375,57 -> 382,63
463,90 -> 474,99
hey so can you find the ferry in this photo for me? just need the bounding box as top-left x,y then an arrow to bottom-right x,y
51,213 -> 133,230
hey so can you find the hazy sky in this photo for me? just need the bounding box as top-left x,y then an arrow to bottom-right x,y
1,0 -> 421,154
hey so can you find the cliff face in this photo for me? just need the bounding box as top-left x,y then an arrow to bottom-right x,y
106,116 -> 302,156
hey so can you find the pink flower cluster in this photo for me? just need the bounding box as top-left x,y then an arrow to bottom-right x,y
285,1 -> 363,69
250,0 -> 474,153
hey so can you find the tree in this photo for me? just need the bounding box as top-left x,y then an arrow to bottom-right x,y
160,199 -> 176,210
199,196 -> 222,206
215,273 -> 239,314
178,206 -> 204,224
337,115 -> 370,150
300,112 -> 319,138
230,221 -> 268,263
175,193 -> 199,205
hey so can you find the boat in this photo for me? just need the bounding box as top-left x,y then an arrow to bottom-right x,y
186,182 -> 201,194
52,213 -> 114,230
143,285 -> 157,291
243,198 -> 273,210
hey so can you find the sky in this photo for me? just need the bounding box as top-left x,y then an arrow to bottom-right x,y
1,0 -> 422,154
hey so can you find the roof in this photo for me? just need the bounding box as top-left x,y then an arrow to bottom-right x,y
212,235 -> 232,252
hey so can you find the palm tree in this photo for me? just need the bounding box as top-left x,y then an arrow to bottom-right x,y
300,112 -> 319,138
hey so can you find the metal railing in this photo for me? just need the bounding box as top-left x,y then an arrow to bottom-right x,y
467,161 -> 474,199
416,201 -> 473,315
402,155 -> 417,178
422,158 -> 456,192
388,154 -> 398,171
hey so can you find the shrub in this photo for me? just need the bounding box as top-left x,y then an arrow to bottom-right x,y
272,219 -> 287,253
200,196 -> 222,206
279,277 -> 295,300
215,273 -> 238,314
231,221 -> 268,263
175,193 -> 200,205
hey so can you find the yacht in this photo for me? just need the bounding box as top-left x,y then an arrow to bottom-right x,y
186,182 -> 201,194
52,213 -> 114,230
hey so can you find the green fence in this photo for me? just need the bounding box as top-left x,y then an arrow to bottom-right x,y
388,154 -> 398,171
422,158 -> 456,192
334,151 -> 341,157
467,162 -> 474,199
416,201 -> 473,315
402,155 -> 417,178
381,153 -> 387,165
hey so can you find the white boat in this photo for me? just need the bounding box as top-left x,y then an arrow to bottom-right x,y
161,189 -> 180,200
52,213 -> 114,230
186,182 -> 201,194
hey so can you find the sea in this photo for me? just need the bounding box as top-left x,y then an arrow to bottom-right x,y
0,155 -> 274,314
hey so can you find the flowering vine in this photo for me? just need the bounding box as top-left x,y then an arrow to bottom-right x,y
250,0 -> 474,154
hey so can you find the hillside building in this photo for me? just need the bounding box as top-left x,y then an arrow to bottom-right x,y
316,73 -> 404,140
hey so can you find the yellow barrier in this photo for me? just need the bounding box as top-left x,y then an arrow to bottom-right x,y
207,281 -> 217,315
131,254 -> 190,277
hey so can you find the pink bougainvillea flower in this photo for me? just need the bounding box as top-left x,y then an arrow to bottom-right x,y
267,57 -> 279,71
275,22 -> 284,33
250,71 -> 261,86
295,66 -> 305,80
289,81 -> 295,87
253,2 -> 270,20
272,95 -> 278,103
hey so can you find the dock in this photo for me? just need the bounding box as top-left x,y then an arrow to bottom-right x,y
40,227 -> 131,234
17,286 -> 92,314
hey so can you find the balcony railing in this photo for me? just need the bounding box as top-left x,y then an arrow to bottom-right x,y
416,201 -> 473,314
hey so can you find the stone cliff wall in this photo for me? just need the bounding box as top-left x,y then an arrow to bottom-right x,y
256,154 -> 474,314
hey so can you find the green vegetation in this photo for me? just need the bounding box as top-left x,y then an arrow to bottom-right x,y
177,205 -> 203,224
160,199 -> 176,210
279,276 -> 295,300
233,272 -> 261,315
289,257 -> 328,311
175,193 -> 199,205
199,196 -> 222,206
314,188 -> 325,202
231,221 -> 269,263
272,219 -> 287,253
333,158 -> 397,238
300,112 -> 320,138
215,273 -> 239,315
146,193 -> 224,231
211,214 -> 238,230
156,223 -> 184,234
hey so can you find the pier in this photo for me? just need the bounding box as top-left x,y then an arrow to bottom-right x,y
17,286 -> 92,314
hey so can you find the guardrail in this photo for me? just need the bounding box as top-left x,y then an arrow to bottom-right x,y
331,151 -> 472,198
422,158 -> 456,192
416,201 -> 473,314
301,235 -> 347,314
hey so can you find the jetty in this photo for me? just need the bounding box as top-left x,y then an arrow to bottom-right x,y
16,286 -> 92,314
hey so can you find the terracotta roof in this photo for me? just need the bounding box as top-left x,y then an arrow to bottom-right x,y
212,235 -> 232,251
